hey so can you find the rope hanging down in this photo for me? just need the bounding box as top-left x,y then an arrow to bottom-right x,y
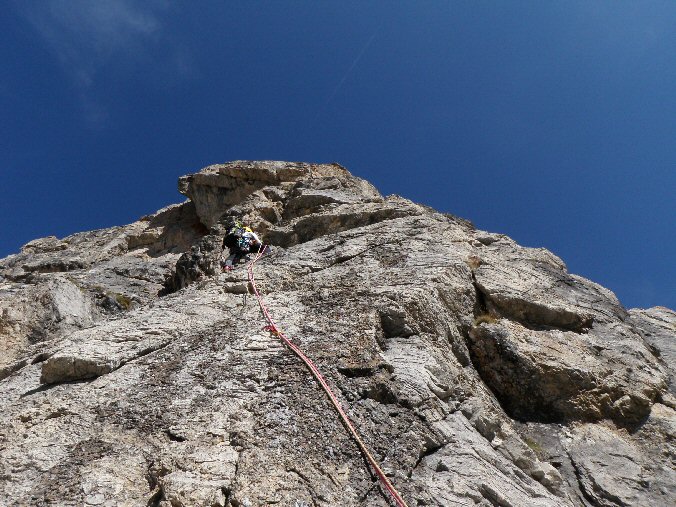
246,247 -> 409,507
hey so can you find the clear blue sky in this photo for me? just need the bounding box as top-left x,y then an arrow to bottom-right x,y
1,1 -> 674,310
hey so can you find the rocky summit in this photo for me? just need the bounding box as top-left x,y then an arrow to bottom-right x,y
0,161 -> 674,507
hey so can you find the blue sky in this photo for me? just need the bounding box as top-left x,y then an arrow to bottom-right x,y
1,1 -> 674,310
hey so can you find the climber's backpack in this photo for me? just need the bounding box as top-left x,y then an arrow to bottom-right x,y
237,235 -> 253,252
223,223 -> 244,249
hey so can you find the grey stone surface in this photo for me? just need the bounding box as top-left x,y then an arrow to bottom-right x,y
566,421 -> 675,507
468,319 -> 666,425
0,161 -> 673,506
629,307 -> 676,397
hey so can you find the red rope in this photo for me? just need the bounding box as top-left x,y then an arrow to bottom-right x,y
246,247 -> 409,507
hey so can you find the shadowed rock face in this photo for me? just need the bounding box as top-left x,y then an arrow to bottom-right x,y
0,161 -> 673,506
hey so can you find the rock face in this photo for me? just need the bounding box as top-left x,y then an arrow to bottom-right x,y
0,161 -> 673,507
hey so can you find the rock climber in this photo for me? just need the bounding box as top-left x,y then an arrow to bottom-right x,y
220,221 -> 269,270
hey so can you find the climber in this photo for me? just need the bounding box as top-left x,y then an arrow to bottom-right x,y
220,221 -> 269,270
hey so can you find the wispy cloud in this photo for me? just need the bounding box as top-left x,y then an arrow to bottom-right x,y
15,0 -> 188,126
19,0 -> 165,87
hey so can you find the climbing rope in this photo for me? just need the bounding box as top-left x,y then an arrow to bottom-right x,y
246,247 -> 409,507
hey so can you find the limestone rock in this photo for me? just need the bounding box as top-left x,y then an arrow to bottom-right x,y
629,307 -> 676,397
468,319 -> 666,425
0,161 -> 673,506
178,161 -> 380,229
565,423 -> 673,506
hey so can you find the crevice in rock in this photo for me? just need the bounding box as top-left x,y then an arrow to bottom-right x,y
360,381 -> 402,406
146,463 -> 169,507
461,313 -> 559,424
305,238 -> 402,276
471,273 -> 592,335
330,250 -> 370,267
622,408 -> 653,434
146,487 -> 163,507
337,366 -> 377,378
111,267 -> 161,284
357,483 -> 378,504
165,429 -> 186,442
21,378 -> 93,398
31,351 -> 52,364
471,270 -> 489,316
464,270 -> 496,367
286,467 -> 319,507
567,451 -> 607,507
514,316 -> 591,334
221,486 -> 232,506
481,481 -> 525,507
463,331 -> 567,424
40,339 -> 172,386
305,249 -> 371,274
464,311 -> 657,426
122,340 -> 173,368
267,208 -> 420,249
378,307 -> 416,340
224,450 -> 242,506
410,439 -> 445,475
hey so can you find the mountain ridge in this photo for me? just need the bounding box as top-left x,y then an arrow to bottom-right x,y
0,161 -> 673,506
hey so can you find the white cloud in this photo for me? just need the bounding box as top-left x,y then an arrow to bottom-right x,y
15,0 -> 190,127
20,0 -> 167,86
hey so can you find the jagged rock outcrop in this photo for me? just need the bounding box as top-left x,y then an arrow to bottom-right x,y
0,161 -> 673,506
